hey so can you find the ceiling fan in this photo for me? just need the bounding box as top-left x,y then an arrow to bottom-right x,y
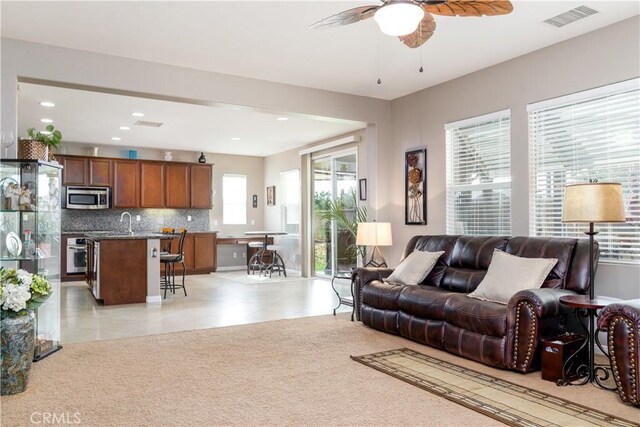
310,0 -> 513,49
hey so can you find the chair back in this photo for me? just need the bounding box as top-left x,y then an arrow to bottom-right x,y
176,228 -> 187,258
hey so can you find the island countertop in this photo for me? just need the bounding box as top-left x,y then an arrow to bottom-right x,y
84,232 -> 175,241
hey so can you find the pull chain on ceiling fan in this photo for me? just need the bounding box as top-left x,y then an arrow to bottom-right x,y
310,0 -> 514,49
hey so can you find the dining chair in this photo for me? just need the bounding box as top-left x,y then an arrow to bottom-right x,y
160,228 -> 187,298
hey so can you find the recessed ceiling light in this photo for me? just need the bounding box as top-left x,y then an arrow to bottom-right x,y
40,131 -> 52,135
111,137 -> 122,141
231,137 -> 241,141
119,126 -> 130,130
40,101 -> 55,107
276,117 -> 289,121
40,118 -> 53,123
131,112 -> 144,117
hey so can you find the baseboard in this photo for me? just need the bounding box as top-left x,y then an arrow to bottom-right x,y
215,266 -> 247,272
146,295 -> 162,304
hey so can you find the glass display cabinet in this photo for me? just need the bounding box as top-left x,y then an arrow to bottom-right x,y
0,159 -> 62,360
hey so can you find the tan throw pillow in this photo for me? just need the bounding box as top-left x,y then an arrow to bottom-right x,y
384,250 -> 445,286
468,249 -> 558,304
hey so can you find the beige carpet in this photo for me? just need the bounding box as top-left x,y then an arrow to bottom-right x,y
1,315 -> 638,426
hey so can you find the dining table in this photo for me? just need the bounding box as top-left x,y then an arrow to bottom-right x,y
244,231 -> 288,274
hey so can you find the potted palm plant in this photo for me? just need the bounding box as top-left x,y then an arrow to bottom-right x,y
18,125 -> 62,161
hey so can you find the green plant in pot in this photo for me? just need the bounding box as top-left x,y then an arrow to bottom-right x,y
19,125 -> 62,161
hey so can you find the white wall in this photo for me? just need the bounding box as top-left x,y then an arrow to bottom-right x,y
389,18 -> 640,299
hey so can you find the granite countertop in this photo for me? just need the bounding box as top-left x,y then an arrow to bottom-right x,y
84,232 -> 174,241
63,230 -> 218,236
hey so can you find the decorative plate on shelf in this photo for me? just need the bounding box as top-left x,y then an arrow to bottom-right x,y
6,231 -> 22,257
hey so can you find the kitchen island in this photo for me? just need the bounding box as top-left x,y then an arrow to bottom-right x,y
86,232 -> 172,305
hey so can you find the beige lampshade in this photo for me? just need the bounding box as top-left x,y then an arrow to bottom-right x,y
356,222 -> 393,246
562,182 -> 626,223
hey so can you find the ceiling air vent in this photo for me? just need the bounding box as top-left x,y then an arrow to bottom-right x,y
543,5 -> 599,28
134,120 -> 163,128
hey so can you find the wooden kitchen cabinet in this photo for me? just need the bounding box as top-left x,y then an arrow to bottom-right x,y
140,161 -> 165,208
60,156 -> 87,186
165,163 -> 190,208
190,164 -> 213,208
164,232 -> 217,274
88,158 -> 112,187
113,160 -> 140,208
194,233 -> 216,271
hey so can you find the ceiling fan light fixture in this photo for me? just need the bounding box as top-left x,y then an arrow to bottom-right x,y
374,1 -> 424,37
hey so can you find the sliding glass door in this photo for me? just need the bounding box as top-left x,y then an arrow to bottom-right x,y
312,151 -> 358,277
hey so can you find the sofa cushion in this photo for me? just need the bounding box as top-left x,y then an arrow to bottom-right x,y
361,280 -> 403,311
450,236 -> 509,270
444,294 -> 508,337
505,237 -> 576,289
404,235 -> 460,287
398,285 -> 455,320
468,249 -> 558,304
439,267 -> 488,293
385,250 -> 444,286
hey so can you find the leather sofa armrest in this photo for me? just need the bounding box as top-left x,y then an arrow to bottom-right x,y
507,288 -> 577,319
597,300 -> 640,406
507,288 -> 578,372
352,267 -> 395,321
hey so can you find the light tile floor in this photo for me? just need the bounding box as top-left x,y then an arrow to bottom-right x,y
60,271 -> 354,343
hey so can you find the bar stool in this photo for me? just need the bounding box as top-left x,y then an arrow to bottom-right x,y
160,228 -> 187,298
247,241 -> 265,275
265,244 -> 287,278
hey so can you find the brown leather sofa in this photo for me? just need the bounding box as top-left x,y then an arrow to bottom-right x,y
598,300 -> 640,406
353,235 -> 596,373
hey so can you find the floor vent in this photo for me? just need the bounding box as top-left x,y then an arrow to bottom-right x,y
135,120 -> 163,128
543,5 -> 599,28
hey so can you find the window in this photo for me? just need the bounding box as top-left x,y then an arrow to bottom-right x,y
222,174 -> 246,225
446,109 -> 511,236
528,79 -> 640,264
280,169 -> 300,235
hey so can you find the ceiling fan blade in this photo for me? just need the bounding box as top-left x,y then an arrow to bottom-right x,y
424,0 -> 513,17
398,10 -> 436,49
309,5 -> 379,29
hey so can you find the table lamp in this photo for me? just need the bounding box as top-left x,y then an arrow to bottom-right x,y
562,182 -> 625,300
356,222 -> 393,267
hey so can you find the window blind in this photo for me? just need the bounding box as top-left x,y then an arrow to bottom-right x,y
222,174 -> 247,225
446,110 -> 511,236
528,79 -> 640,264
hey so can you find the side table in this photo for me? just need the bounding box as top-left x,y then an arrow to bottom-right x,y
331,272 -> 355,321
558,295 -> 621,389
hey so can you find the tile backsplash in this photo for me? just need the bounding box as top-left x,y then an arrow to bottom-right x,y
62,208 -> 210,233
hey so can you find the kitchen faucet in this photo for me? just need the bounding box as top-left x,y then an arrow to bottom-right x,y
120,211 -> 133,234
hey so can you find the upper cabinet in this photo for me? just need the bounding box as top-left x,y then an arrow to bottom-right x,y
113,160 -> 140,208
58,155 -> 112,187
140,161 -> 165,208
165,163 -> 190,208
88,158 -> 112,187
57,155 -> 212,209
60,156 -> 87,186
190,164 -> 213,208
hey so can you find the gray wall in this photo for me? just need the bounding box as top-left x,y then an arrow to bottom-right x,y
388,17 -> 640,299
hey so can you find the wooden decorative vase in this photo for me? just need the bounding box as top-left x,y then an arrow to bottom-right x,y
18,139 -> 48,161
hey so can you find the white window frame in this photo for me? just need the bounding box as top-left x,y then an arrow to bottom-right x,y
222,174 -> 247,225
445,109 -> 512,236
528,78 -> 640,265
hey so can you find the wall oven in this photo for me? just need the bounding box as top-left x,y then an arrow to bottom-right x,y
63,186 -> 111,209
66,237 -> 87,275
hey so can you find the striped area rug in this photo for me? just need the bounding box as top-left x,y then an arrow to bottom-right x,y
351,348 -> 638,427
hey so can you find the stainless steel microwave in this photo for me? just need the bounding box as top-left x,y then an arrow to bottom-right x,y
63,186 -> 111,209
